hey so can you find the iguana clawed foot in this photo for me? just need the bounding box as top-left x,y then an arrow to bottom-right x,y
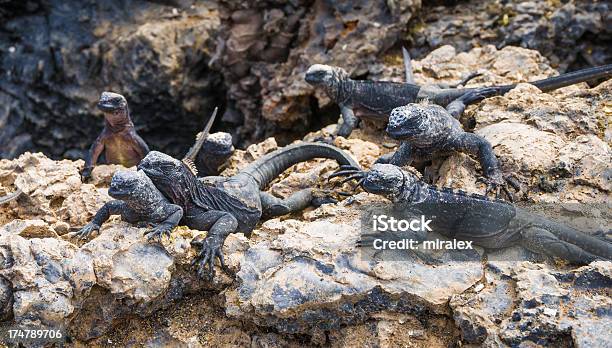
68,222 -> 100,241
327,165 -> 365,191
477,173 -> 520,202
329,165 -> 366,193
311,188 -> 338,206
80,167 -> 93,182
144,224 -> 173,243
191,236 -> 228,281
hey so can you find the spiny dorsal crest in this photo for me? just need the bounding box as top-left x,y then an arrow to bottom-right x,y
404,166 -> 422,179
182,107 -> 219,176
182,158 -> 198,176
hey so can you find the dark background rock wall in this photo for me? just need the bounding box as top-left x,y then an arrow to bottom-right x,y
0,0 -> 610,159
0,0 -> 223,159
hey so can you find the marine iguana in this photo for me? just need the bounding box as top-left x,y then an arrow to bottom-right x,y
81,92 -> 150,180
70,107 -> 225,242
138,142 -> 360,279
304,63 -> 612,137
377,101 -> 518,199
330,164 -> 611,264
196,132 -> 235,176
81,97 -> 233,179
68,170 -> 183,242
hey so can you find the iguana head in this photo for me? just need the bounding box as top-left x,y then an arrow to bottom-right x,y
330,163 -> 422,202
197,132 -> 235,175
138,151 -> 195,204
305,64 -> 348,93
98,91 -> 131,128
108,170 -> 150,200
386,104 -> 430,140
361,164 -> 410,198
138,151 -> 184,184
203,132 -> 234,155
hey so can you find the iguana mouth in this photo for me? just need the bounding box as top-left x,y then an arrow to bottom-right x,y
97,101 -> 122,112
97,91 -> 127,112
108,185 -> 129,199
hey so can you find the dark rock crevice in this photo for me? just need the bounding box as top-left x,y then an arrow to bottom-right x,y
1,0 -> 611,166
0,0 -> 225,160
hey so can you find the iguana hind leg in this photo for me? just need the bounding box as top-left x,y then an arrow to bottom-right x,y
521,227 -> 603,264
437,71 -> 483,89
260,189 -> 335,218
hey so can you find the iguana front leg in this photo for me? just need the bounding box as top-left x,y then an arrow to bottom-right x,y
68,200 -> 125,240
144,205 -> 184,243
81,135 -> 105,181
189,211 -> 237,280
450,132 -> 518,200
260,189 -> 336,218
337,105 -> 360,138
375,141 -> 413,166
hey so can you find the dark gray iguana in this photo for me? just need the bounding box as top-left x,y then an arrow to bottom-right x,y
137,142 -> 360,279
378,101 -> 519,199
304,63 -> 612,138
69,107 -> 228,242
67,170 -> 183,242
330,164 -> 611,264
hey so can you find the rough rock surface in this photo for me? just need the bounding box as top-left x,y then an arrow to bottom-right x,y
2,0 -> 610,159
214,0 -> 420,145
0,46 -> 610,346
0,219 -> 246,341
0,0 -> 222,159
412,0 -> 612,71
451,261 -> 612,347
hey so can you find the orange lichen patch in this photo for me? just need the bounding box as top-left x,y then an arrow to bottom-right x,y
341,20 -> 359,37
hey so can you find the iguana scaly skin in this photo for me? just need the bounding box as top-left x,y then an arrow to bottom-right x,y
197,132 -> 234,176
81,92 -> 150,180
378,101 -> 517,199
69,170 -> 183,242
138,142 -> 360,279
331,164 -> 611,264
71,107 -> 227,242
82,94 -> 233,179
304,63 -> 612,137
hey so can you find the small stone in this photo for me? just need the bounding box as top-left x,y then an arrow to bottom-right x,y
52,221 -> 70,235
0,219 -> 58,238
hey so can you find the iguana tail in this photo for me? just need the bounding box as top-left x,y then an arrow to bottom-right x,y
241,142 -> 360,190
498,64 -> 612,94
545,220 -> 612,261
0,189 -> 22,205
